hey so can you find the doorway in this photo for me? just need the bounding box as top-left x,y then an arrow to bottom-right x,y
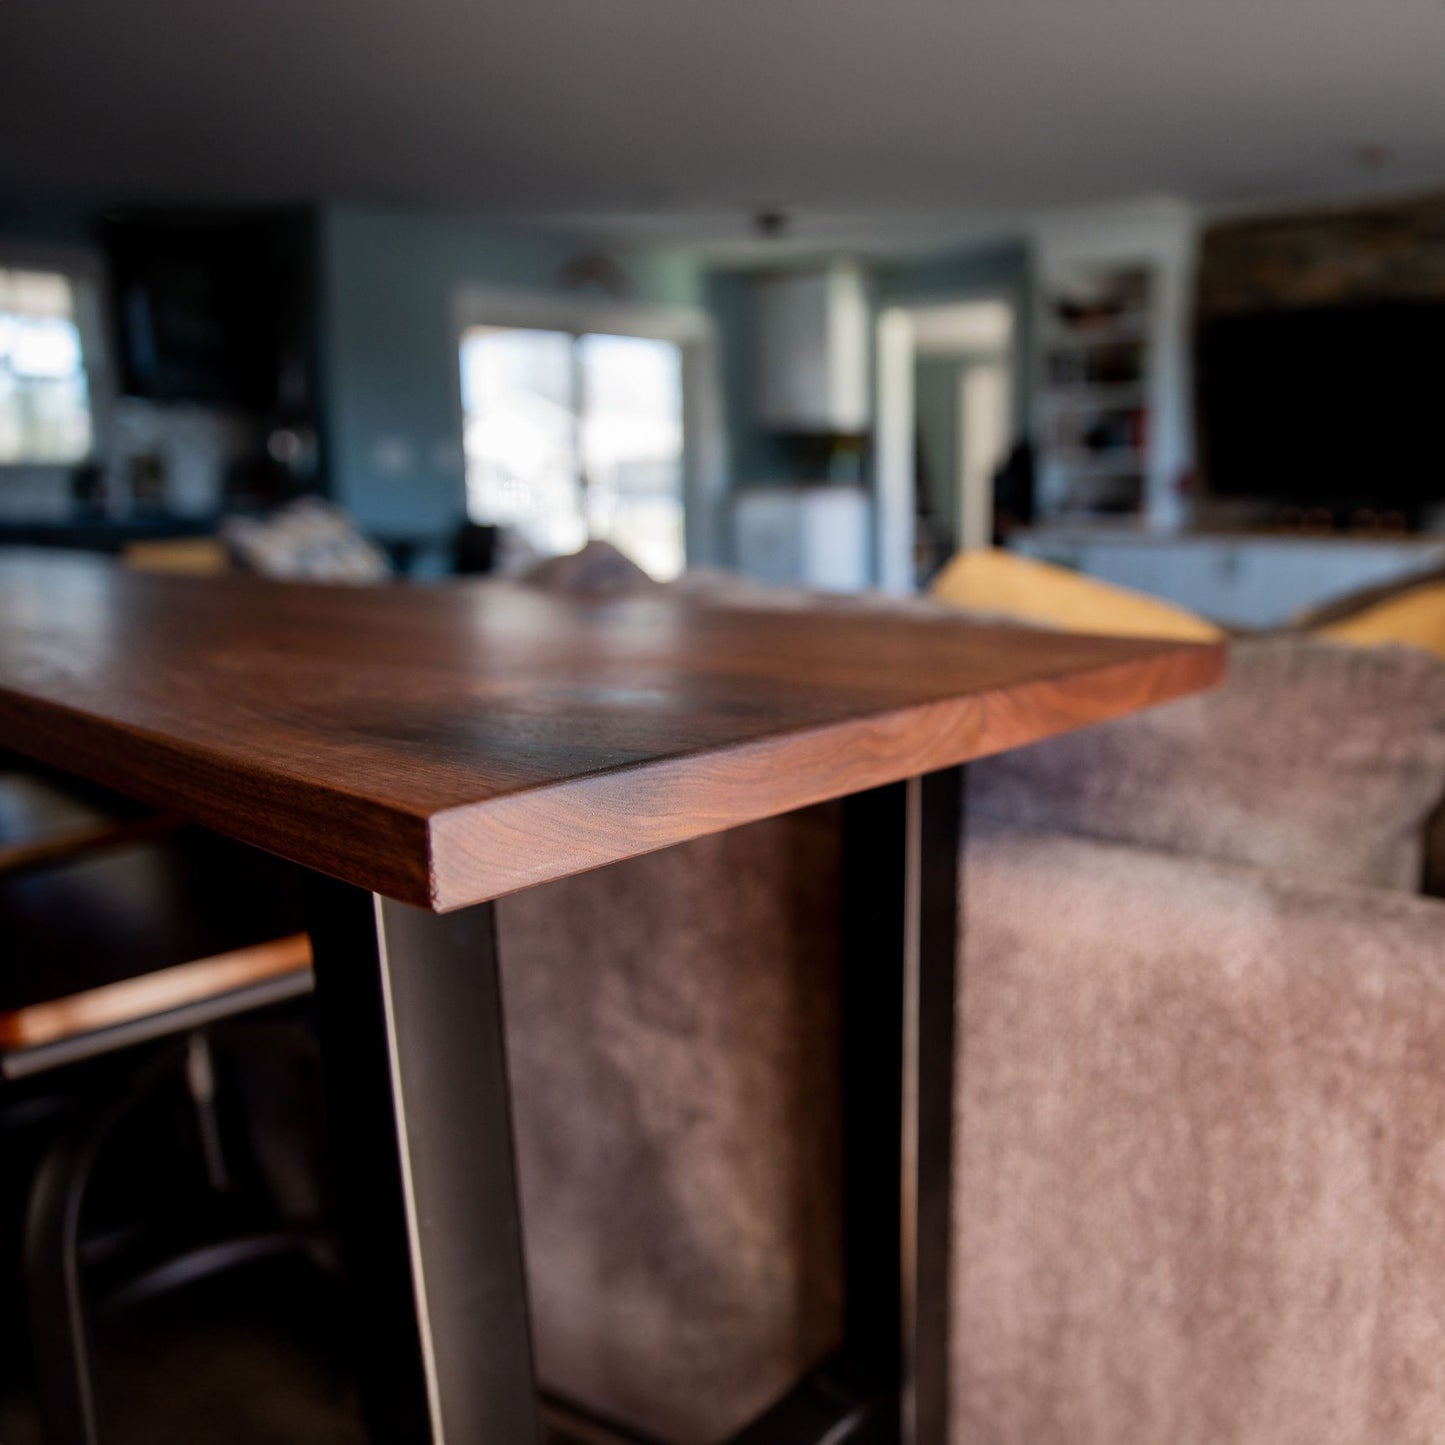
876,296 -> 1018,591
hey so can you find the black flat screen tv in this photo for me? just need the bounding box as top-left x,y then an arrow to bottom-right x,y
105,218 -> 281,408
1198,302 -> 1445,519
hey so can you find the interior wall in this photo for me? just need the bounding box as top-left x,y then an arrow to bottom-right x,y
876,241 -> 1033,441
317,204 -> 708,554
713,241 -> 1034,484
867,242 -> 1032,585
703,265 -> 829,505
914,356 -> 963,542
705,242 -> 1031,583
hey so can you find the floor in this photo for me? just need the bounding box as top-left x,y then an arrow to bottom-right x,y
0,1254 -> 642,1445
0,1258 -> 367,1445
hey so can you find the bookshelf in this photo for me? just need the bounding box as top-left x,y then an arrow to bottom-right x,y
1036,262 -> 1153,520
1029,198 -> 1197,531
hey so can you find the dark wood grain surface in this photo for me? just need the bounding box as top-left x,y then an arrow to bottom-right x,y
0,551 -> 1224,910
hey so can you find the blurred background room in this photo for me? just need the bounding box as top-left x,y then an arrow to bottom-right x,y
2,2 -> 1444,612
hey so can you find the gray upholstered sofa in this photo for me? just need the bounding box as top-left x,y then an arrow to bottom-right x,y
497,569 -> 1445,1444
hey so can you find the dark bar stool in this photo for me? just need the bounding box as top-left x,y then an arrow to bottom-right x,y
0,760 -> 318,1445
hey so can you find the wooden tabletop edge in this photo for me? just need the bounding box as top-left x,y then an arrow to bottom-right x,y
420,636 -> 1227,912
0,682 -> 440,905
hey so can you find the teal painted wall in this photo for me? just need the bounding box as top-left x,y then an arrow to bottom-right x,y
876,241 -> 1033,439
317,205 -> 707,547
708,242 -> 1032,483
703,243 -> 1032,577
704,268 -> 793,492
316,213 -> 1029,573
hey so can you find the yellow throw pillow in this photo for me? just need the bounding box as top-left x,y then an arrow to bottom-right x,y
1317,581 -> 1445,663
929,547 -> 1224,642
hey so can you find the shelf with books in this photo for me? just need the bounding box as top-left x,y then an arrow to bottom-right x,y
1036,261 -> 1156,521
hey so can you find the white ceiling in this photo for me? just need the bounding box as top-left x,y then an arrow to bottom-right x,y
4,0 -> 1445,251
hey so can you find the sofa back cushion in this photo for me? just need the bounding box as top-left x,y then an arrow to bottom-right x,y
519,539 -> 657,593
930,547 -> 1225,642
970,634 -> 1445,891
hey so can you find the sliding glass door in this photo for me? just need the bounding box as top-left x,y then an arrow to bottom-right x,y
459,325 -> 685,579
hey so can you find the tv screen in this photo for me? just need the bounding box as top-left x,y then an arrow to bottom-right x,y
106,219 -> 280,407
1198,302 -> 1445,516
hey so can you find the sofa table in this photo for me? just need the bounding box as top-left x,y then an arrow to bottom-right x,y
0,552 -> 1223,1445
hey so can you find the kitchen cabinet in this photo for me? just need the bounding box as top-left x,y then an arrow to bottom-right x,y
734,485 -> 871,591
1014,526 -> 1445,627
753,264 -> 869,432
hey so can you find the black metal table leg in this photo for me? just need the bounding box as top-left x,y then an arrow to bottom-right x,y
906,768 -> 965,1445
731,766 -> 964,1445
840,767 -> 962,1445
306,877 -> 542,1445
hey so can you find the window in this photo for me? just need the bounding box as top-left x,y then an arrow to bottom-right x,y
0,267 -> 95,465
460,325 -> 685,580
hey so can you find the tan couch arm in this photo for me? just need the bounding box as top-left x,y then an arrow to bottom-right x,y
958,822 -> 1445,1445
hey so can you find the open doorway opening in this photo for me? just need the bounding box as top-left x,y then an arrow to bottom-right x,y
876,296 -> 1019,592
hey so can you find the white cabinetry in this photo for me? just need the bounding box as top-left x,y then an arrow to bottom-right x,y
753,264 -> 870,432
1014,528 -> 1445,628
733,486 -> 871,592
